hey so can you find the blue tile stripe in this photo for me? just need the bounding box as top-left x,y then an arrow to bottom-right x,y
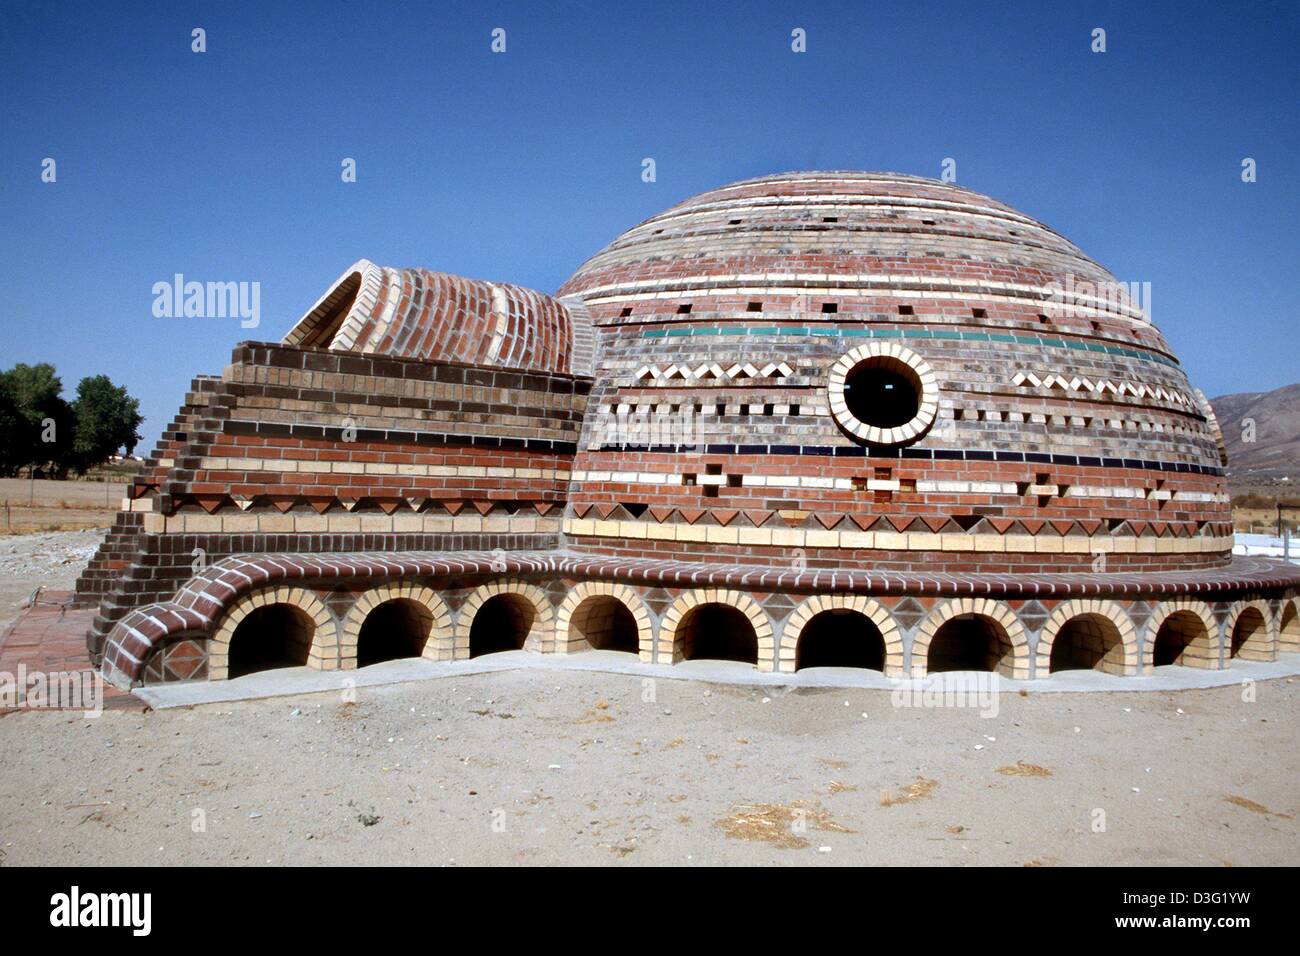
638,325 -> 1179,368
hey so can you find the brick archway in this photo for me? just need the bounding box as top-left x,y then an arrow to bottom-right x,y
1279,598 -> 1300,655
1036,599 -> 1138,676
340,583 -> 454,667
455,580 -> 554,655
1224,599 -> 1276,662
210,586 -> 338,679
658,589 -> 774,671
1144,599 -> 1220,670
555,583 -> 652,660
779,595 -> 903,675
913,598 -> 1028,678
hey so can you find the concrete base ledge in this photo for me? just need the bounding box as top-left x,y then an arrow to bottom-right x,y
131,650 -> 1300,710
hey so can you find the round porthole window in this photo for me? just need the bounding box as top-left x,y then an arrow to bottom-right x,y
828,344 -> 938,445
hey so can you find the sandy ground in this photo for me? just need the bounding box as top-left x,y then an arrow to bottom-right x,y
0,528 -> 1294,866
0,670 -> 1295,866
0,478 -> 125,535
0,530 -> 104,632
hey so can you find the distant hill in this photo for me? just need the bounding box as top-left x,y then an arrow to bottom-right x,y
1210,384 -> 1300,485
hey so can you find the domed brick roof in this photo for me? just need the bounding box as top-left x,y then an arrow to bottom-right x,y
556,172 -> 1231,573
284,258 -> 592,376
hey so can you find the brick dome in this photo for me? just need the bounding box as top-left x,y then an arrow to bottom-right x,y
555,172 -> 1231,573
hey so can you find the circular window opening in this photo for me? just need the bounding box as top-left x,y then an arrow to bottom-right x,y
844,359 -> 921,428
828,344 -> 937,446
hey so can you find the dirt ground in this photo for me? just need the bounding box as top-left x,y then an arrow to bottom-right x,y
0,670 -> 1295,866
0,530 -> 104,632
0,528 -> 1294,866
0,478 -> 124,535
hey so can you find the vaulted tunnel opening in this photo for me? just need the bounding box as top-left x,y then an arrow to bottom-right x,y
228,604 -> 314,678
677,604 -> 757,665
569,596 -> 639,654
357,598 -> 433,667
796,609 -> 885,671
1230,607 -> 1269,660
1049,614 -> 1125,674
469,594 -> 536,658
928,614 -> 1015,676
1152,611 -> 1208,667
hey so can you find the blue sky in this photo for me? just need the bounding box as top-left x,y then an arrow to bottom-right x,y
2,0 -> 1296,448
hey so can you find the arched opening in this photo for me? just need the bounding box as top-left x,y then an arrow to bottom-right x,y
844,356 -> 921,428
568,596 -> 639,654
296,272 -> 360,348
1230,607 -> 1269,660
469,594 -> 536,658
228,604 -> 314,678
796,609 -> 885,671
928,614 -> 1015,675
677,604 -> 757,664
1152,610 -> 1208,666
1049,614 -> 1125,673
1280,602 -> 1299,654
356,598 -> 433,667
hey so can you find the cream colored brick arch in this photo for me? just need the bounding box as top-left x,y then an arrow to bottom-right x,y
1224,599 -> 1276,662
1278,597 -> 1300,655
455,579 -> 554,655
1036,599 -> 1137,676
340,583 -> 454,668
555,582 -> 653,661
913,598 -> 1028,679
779,595 -> 903,676
209,586 -> 338,679
1144,599 -> 1220,671
658,589 -> 775,671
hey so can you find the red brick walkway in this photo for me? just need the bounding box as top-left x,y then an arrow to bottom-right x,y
0,591 -> 146,713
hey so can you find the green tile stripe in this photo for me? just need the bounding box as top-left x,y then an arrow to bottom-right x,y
639,325 -> 1179,367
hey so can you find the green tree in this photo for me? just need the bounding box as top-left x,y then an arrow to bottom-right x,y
0,363 -> 73,476
70,374 -> 144,473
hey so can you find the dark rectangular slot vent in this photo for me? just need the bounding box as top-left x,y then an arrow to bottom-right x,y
729,219 -> 742,225
972,308 -> 987,319
746,301 -> 763,312
1038,313 -> 1052,324
821,302 -> 838,314
619,307 -> 632,317
676,303 -> 692,314
823,216 -> 839,223
922,218 -> 936,225
898,305 -> 914,315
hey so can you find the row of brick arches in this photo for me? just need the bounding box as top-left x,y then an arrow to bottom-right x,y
206,583 -> 1298,681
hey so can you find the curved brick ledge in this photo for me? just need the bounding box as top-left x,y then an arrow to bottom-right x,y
99,550 -> 1300,688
